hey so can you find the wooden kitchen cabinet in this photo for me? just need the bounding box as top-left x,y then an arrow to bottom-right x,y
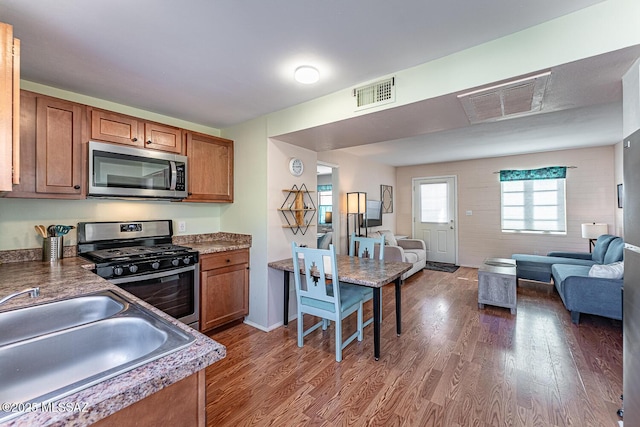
200,249 -> 249,332
185,131 -> 234,202
94,370 -> 205,427
0,22 -> 20,192
90,108 -> 183,154
8,91 -> 86,198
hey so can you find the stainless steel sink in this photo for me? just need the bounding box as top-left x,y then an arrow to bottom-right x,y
0,293 -> 125,346
0,290 -> 195,423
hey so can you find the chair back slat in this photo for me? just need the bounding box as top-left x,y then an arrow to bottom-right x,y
349,233 -> 385,260
291,242 -> 339,306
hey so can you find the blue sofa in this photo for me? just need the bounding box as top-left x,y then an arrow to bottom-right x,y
512,235 -> 624,323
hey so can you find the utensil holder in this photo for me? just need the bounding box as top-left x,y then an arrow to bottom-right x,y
43,236 -> 63,262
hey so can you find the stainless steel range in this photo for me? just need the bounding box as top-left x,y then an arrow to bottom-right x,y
78,220 -> 199,329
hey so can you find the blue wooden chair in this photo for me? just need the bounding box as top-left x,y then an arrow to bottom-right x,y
291,242 -> 364,362
343,233 -> 385,327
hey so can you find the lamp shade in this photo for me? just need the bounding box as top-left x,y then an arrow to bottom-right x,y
581,223 -> 608,239
347,192 -> 366,214
324,211 -> 332,224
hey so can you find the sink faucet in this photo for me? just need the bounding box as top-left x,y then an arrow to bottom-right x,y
0,287 -> 40,306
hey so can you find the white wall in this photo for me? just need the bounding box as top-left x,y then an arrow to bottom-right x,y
0,198 -> 220,250
219,117 -> 269,329
396,146 -> 617,268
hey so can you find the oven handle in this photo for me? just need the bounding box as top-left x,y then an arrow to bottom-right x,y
108,264 -> 196,285
169,161 -> 177,191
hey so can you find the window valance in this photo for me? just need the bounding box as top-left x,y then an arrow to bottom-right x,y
499,166 -> 567,182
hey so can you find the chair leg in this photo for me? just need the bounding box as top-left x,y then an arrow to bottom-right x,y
322,318 -> 330,330
335,319 -> 343,362
357,303 -> 363,341
297,312 -> 304,348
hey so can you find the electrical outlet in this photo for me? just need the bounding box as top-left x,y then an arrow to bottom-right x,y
178,221 -> 186,232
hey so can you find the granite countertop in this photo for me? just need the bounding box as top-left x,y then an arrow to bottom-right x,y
0,235 -> 247,426
173,232 -> 252,254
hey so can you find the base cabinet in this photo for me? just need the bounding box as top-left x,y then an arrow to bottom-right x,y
200,249 -> 249,332
93,370 -> 205,427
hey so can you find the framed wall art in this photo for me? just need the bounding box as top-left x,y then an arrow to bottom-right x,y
381,185 -> 393,213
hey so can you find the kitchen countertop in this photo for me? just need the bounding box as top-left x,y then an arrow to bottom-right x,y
0,232 -> 252,427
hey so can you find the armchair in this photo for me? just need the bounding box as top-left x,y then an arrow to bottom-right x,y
368,230 -> 427,280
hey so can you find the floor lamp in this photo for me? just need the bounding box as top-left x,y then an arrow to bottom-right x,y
346,192 -> 366,241
581,223 -> 608,253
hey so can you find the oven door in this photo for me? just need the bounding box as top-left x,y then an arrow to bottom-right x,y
108,264 -> 199,329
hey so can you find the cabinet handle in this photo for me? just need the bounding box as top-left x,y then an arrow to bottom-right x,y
73,185 -> 80,190
226,259 -> 231,263
132,137 -> 138,142
146,140 -> 152,145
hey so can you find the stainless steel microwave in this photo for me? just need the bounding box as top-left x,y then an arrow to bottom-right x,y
88,141 -> 188,199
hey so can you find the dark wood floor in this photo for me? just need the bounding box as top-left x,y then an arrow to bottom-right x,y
205,267 -> 623,426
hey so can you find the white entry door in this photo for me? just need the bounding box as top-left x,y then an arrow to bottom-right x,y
413,176 -> 457,264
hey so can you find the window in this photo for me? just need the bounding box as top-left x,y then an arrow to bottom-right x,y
317,185 -> 332,225
500,166 -> 567,233
419,182 -> 449,223
501,176 -> 566,233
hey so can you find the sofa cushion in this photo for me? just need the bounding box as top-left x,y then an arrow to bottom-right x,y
512,254 -> 595,282
603,237 -> 624,264
551,264 -> 591,301
378,230 -> 397,246
589,261 -> 624,279
552,264 -> 591,284
591,234 -> 618,263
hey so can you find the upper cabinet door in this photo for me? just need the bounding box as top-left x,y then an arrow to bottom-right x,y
91,109 -> 143,147
185,132 -> 234,203
0,22 -> 19,192
144,122 -> 182,153
35,97 -> 84,195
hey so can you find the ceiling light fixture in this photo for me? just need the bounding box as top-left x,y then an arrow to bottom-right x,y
294,66 -> 320,84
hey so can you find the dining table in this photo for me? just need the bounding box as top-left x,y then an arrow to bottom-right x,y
268,254 -> 412,360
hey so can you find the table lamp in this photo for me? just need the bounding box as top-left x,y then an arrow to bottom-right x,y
581,223 -> 608,253
324,211 -> 332,224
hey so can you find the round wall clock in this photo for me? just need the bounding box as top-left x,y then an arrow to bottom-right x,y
289,158 -> 304,176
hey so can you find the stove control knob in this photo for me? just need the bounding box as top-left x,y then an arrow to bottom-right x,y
183,257 -> 191,265
172,259 -> 180,267
129,265 -> 139,274
151,261 -> 160,270
113,266 -> 124,276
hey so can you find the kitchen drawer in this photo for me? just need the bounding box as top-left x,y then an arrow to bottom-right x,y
200,249 -> 249,271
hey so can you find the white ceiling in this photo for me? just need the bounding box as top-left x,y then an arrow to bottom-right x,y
2,0 -> 638,167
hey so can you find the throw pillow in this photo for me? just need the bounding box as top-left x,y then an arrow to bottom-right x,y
588,261 -> 624,279
378,230 -> 397,246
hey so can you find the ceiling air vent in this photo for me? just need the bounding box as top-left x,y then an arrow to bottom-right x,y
458,72 -> 550,124
353,77 -> 395,111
